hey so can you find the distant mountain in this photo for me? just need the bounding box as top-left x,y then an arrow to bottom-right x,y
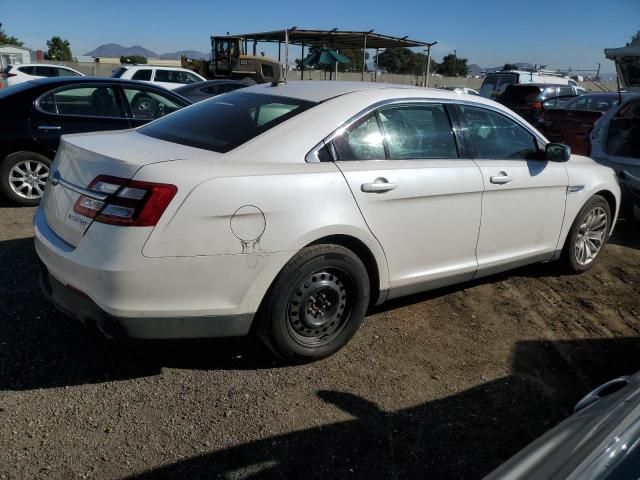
84,43 -> 158,58
483,62 -> 535,73
159,50 -> 208,60
467,64 -> 483,76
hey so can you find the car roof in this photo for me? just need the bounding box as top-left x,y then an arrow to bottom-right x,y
12,63 -> 79,68
121,65 -> 195,71
17,76 -> 191,95
246,81 -> 434,103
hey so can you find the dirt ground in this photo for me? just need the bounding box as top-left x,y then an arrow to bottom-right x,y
0,202 -> 639,480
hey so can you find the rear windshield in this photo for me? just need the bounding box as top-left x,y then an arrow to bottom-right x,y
111,67 -> 127,78
480,73 -> 518,97
139,91 -> 317,153
498,86 -> 543,103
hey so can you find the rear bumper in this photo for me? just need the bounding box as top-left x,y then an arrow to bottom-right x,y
40,264 -> 254,339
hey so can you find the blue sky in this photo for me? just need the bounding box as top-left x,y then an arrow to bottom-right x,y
2,0 -> 639,72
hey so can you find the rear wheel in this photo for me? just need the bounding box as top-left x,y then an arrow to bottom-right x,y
0,152 -> 51,206
562,195 -> 611,272
256,244 -> 370,362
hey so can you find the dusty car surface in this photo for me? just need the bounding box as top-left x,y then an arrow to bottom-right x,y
35,81 -> 620,362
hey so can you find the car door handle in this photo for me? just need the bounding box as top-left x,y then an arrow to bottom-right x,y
37,125 -> 62,131
361,178 -> 397,193
490,172 -> 513,185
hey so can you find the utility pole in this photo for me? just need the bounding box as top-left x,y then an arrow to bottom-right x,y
423,41 -> 438,87
452,49 -> 457,77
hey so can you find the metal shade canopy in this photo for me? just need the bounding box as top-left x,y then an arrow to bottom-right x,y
303,48 -> 350,67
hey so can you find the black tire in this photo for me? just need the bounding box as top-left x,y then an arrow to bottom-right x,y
256,244 -> 370,362
0,151 -> 51,206
240,77 -> 258,86
561,194 -> 611,273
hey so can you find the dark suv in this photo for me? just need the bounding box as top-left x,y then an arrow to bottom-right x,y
496,84 -> 580,125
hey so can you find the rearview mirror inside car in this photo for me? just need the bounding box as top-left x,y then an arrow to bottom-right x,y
546,143 -> 571,162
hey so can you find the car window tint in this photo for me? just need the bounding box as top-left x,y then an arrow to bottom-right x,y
35,66 -> 57,77
18,66 -> 35,75
139,91 -> 316,153
131,69 -> 152,81
40,86 -> 123,117
377,104 -> 458,159
558,86 -> 575,97
606,100 -> 640,158
57,68 -> 80,77
154,70 -> 199,84
461,105 -> 539,159
123,87 -> 183,120
333,114 -> 386,161
202,85 -> 220,95
111,67 -> 127,78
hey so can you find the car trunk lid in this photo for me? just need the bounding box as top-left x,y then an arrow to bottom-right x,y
42,130 -> 209,247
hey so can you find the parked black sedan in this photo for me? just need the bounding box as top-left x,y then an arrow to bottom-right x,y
0,77 -> 191,205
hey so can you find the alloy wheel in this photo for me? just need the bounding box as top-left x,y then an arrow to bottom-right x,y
8,159 -> 50,200
575,206 -> 608,266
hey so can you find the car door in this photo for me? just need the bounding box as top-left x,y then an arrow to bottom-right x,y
120,85 -> 189,127
30,84 -> 131,153
333,102 -> 484,297
457,104 -> 568,277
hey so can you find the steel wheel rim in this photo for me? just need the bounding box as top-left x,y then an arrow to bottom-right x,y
575,206 -> 608,266
287,269 -> 352,347
8,159 -> 49,200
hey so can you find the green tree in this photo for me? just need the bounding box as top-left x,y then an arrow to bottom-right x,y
502,63 -> 518,71
0,23 -> 24,46
337,49 -> 369,72
120,55 -> 147,65
377,48 -> 433,75
436,54 -> 468,77
44,36 -> 74,61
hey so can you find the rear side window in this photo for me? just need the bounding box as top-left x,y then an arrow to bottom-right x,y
18,66 -> 35,75
378,104 -> 458,159
460,105 -> 539,159
132,69 -> 152,81
35,66 -> 57,77
139,91 -> 316,153
39,86 -> 124,117
557,86 -> 575,97
154,70 -> 200,84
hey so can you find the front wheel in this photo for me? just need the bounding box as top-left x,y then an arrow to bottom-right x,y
562,195 -> 611,272
256,244 -> 370,362
0,152 -> 51,206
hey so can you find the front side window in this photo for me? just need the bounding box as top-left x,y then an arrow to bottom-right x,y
39,86 -> 123,117
378,104 -> 458,159
111,67 -> 127,78
606,99 -> 640,158
139,91 -> 316,153
460,105 -> 539,159
132,69 -> 152,81
57,68 -> 80,77
123,87 -> 184,120
333,114 -> 386,160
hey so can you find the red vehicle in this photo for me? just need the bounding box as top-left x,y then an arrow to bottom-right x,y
539,93 -> 623,156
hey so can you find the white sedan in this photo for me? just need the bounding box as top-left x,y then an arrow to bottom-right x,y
3,63 -> 84,86
34,82 -> 620,362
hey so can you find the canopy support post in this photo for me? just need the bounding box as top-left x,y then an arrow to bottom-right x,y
284,29 -> 289,81
374,48 -> 379,82
301,43 -> 305,80
361,34 -> 367,81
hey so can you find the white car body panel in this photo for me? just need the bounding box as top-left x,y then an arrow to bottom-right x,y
6,63 -> 84,86
33,82 -> 621,339
474,159 -> 568,275
115,66 -> 206,90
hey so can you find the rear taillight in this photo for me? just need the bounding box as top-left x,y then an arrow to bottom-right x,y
73,175 -> 177,227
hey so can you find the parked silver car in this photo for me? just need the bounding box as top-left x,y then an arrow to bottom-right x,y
485,372 -> 640,479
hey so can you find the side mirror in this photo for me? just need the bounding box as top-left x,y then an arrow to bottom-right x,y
546,143 -> 571,162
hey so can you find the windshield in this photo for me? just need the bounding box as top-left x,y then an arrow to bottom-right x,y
480,73 -> 518,98
619,57 -> 640,89
110,67 -> 127,78
139,91 -> 317,153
